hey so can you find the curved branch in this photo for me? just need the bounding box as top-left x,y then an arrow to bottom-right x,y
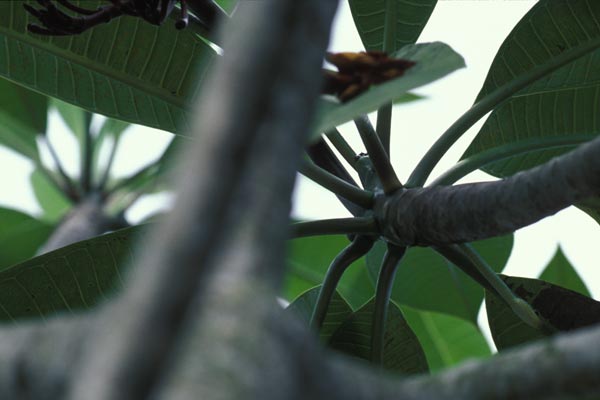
375,136 -> 600,246
291,217 -> 379,238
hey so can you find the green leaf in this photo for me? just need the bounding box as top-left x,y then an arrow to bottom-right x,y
313,42 -> 464,136
329,299 -> 429,374
349,0 -> 437,52
284,235 -> 374,310
52,98 -> 92,144
285,285 -> 353,342
538,247 -> 590,297
0,208 -> 53,270
30,169 -> 71,223
463,0 -> 600,177
0,77 -> 46,160
401,305 -> 490,372
0,225 -> 144,321
0,1 -> 215,134
215,0 -> 238,14
486,275 -> 600,350
575,196 -> 600,226
367,235 -> 513,323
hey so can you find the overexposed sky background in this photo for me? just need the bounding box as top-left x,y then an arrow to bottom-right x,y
0,1 -> 597,313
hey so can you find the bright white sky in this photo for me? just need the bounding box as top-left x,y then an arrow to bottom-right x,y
0,1 -> 597,308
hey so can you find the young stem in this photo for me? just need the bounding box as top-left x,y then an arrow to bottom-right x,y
325,129 -> 358,170
81,115 -> 94,193
41,136 -> 80,201
430,135 -> 592,187
290,217 -> 379,238
376,104 -> 392,155
299,160 -> 375,209
457,243 -> 543,329
96,135 -> 121,191
354,115 -> 402,194
371,244 -> 406,365
310,236 -> 375,330
406,35 -> 600,188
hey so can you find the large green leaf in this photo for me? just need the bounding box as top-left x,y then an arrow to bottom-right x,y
285,285 -> 353,343
0,1 -> 215,134
284,235 -> 374,310
401,305 -> 491,372
486,275 -> 600,350
329,299 -> 429,374
0,77 -> 46,159
463,0 -> 600,177
0,225 -> 143,321
0,208 -> 53,270
313,42 -> 464,135
539,247 -> 590,297
366,235 -> 513,323
349,0 -> 437,52
30,169 -> 72,223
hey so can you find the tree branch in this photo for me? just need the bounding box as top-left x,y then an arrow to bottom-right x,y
375,136 -> 600,246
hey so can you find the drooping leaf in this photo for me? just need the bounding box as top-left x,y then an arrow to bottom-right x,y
284,235 -> 374,310
30,169 -> 72,223
401,305 -> 491,372
539,247 -> 590,297
285,285 -> 353,342
329,299 -> 429,374
463,0 -> 600,176
0,225 -> 144,321
366,235 -> 513,323
313,42 -> 464,136
0,208 -> 53,270
0,1 -> 215,134
486,275 -> 600,350
0,77 -> 47,160
349,0 -> 437,52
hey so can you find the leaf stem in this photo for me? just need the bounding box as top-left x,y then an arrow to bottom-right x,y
431,135 -> 594,187
457,243 -> 543,329
406,35 -> 600,188
96,135 -> 121,192
376,104 -> 392,155
325,129 -> 358,169
290,217 -> 379,239
354,115 -> 402,194
310,236 -> 375,330
40,136 -> 80,201
81,113 -> 94,193
299,160 -> 375,209
371,244 -> 406,365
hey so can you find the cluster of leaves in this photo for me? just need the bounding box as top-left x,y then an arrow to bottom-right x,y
0,0 -> 598,379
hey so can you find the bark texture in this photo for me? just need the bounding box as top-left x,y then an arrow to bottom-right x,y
376,136 -> 600,246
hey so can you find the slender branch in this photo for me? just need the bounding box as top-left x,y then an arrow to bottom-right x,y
371,244 -> 406,365
325,128 -> 358,169
81,113 -> 94,193
291,217 -> 379,238
431,135 -> 593,186
107,158 -> 160,195
310,236 -> 374,330
40,136 -> 80,201
306,138 -> 365,216
300,159 -> 375,209
406,35 -> 600,188
375,136 -> 600,246
376,104 -> 392,155
355,115 -> 402,194
96,135 -> 121,191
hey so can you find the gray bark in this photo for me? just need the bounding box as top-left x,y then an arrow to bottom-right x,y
376,136 -> 600,246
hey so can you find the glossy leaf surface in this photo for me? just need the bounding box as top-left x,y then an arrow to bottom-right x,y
464,0 -> 600,177
329,299 -> 429,374
285,285 -> 353,342
349,0 -> 437,52
0,1 -> 215,134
